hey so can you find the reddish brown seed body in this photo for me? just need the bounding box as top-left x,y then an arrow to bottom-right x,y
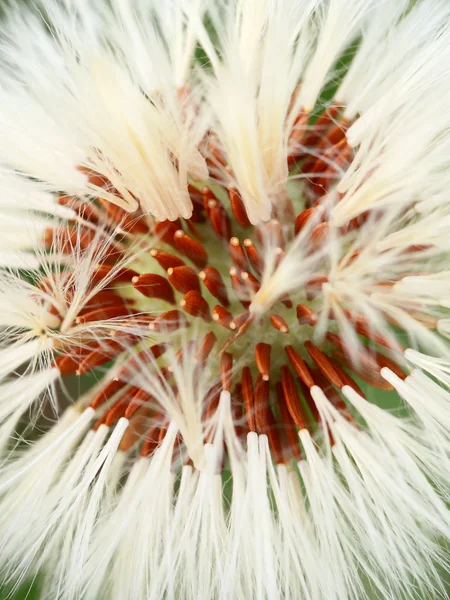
255,343 -> 271,381
199,267 -> 229,306
173,230 -> 208,268
241,367 -> 256,432
154,220 -> 181,245
76,305 -> 137,324
132,273 -> 175,304
295,207 -> 322,236
241,271 -> 260,295
229,237 -> 248,270
269,314 -> 289,333
90,379 -> 127,409
91,264 -> 139,285
149,310 -> 189,333
243,239 -> 263,274
77,339 -> 134,375
124,388 -> 153,420
195,332 -> 218,363
207,199 -> 232,240
296,304 -> 318,326
150,249 -> 185,271
285,345 -> 315,388
119,408 -> 152,451
212,305 -> 236,330
167,266 -> 201,294
180,290 -> 212,322
276,382 -> 303,461
280,366 -> 307,430
229,188 -> 251,228
229,267 -> 249,306
304,341 -> 347,389
221,353 -> 233,393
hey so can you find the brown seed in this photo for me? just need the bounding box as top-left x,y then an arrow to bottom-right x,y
203,384 -> 222,441
124,389 -> 153,420
212,305 -> 236,330
276,382 -> 302,461
285,345 -> 315,388
255,343 -> 271,381
78,292 -> 132,316
288,112 -> 309,163
90,379 -> 126,409
195,332 -> 218,364
167,266 -> 200,294
297,376 -> 320,423
229,237 -> 248,270
265,405 -> 284,466
308,137 -> 347,178
295,207 -> 322,236
149,310 -> 189,333
97,198 -> 150,234
280,365 -> 307,430
280,295 -> 293,310
150,249 -> 185,271
326,332 -> 402,388
301,104 -> 341,151
327,334 -> 406,383
104,387 -> 141,427
241,367 -> 256,432
91,264 -> 139,286
230,310 -> 250,330
304,341 -> 349,389
243,239 -> 264,274
119,407 -> 152,451
253,376 -> 269,430
54,353 -> 85,376
221,352 -> 233,393
154,220 -> 181,245
332,348 -> 394,391
180,290 -> 211,322
241,271 -> 260,295
202,186 -> 218,210
331,309 -> 405,352
326,355 -> 366,397
296,304 -> 317,326
316,143 -> 353,192
231,386 -> 246,440
76,339 -> 132,376
269,314 -> 289,333
229,267 -> 250,306
371,353 -> 407,380
173,230 -> 208,268
208,199 -> 232,240
253,376 -> 269,432
221,315 -> 253,353
310,222 -> 329,248
199,267 -> 229,306
75,304 -> 137,324
229,188 -> 251,228
140,422 -> 164,457
132,273 -> 175,304
311,368 -> 354,421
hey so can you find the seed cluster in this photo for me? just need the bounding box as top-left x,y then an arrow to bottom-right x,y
46,105 -> 407,465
